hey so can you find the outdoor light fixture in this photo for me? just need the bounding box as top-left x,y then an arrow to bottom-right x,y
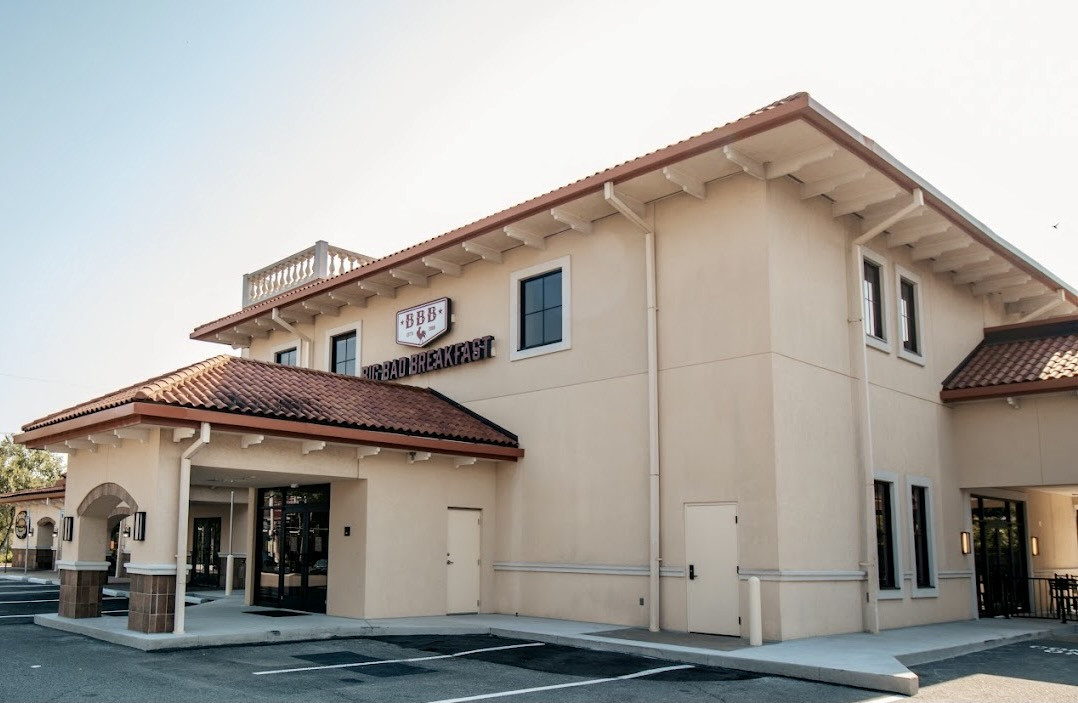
122,526 -> 132,538
132,512 -> 147,541
62,516 -> 74,542
960,531 -> 972,555
52,528 -> 58,538
1031,536 -> 1040,556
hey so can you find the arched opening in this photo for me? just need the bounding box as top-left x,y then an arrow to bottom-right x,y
35,518 -> 55,570
75,483 -> 139,567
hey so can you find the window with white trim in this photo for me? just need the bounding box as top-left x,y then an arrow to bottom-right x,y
509,256 -> 571,361
274,347 -> 298,366
322,322 -> 362,376
895,266 -> 924,363
907,477 -> 938,596
874,480 -> 899,591
863,259 -> 885,340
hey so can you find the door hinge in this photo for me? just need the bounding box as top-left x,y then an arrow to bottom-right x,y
477,599 -> 481,607
738,616 -> 742,625
734,515 -> 738,523
736,565 -> 739,573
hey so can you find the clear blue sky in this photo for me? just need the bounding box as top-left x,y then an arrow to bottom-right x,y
2,0 -> 1076,433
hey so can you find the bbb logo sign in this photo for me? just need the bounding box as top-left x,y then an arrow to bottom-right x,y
396,297 -> 451,348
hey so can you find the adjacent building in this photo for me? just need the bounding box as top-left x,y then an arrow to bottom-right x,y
15,93 -> 1078,639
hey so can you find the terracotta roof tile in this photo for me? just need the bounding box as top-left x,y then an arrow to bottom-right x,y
21,357 -> 517,448
942,317 -> 1078,395
0,477 -> 65,503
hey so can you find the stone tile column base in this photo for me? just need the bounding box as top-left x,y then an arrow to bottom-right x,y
128,573 -> 176,633
58,569 -> 107,618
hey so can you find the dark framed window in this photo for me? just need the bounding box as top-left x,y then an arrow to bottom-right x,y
520,269 -> 562,350
331,331 -> 357,375
274,347 -> 298,366
874,481 -> 897,590
863,259 -> 885,340
899,278 -> 919,355
911,484 -> 933,588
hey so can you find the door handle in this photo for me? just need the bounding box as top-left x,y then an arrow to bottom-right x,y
689,564 -> 697,580
447,560 -> 454,565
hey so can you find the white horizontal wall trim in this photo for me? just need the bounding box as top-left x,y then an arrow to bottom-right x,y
737,569 -> 866,582
56,560 -> 110,572
938,570 -> 974,579
125,563 -> 180,576
493,562 -> 683,577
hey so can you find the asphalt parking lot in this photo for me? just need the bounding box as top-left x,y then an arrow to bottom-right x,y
0,579 -> 128,625
2,579 -> 1075,702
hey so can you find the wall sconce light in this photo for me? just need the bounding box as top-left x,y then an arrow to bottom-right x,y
960,531 -> 972,555
27,524 -> 34,537
1031,536 -> 1040,557
122,526 -> 132,538
62,516 -> 74,542
52,528 -> 58,538
132,512 -> 147,541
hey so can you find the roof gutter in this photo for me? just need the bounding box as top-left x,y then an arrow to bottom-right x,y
271,308 -> 313,367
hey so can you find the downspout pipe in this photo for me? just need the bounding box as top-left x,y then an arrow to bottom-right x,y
848,188 -> 922,634
175,422 -> 210,634
604,182 -> 662,632
271,308 -> 313,367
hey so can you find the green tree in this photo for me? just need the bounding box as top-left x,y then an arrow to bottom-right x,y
1,435 -> 65,563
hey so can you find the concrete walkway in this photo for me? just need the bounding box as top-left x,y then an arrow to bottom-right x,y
7,573 -> 1071,696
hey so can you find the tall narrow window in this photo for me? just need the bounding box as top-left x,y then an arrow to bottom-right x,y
520,269 -> 562,350
274,347 -> 298,366
863,260 -> 885,340
331,331 -> 357,375
899,278 -> 919,355
875,481 -> 897,590
911,485 -> 933,589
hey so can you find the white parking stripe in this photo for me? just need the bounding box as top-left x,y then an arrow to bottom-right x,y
0,610 -> 128,619
0,589 -> 60,595
0,597 -> 126,604
253,642 -> 546,676
424,664 -> 696,703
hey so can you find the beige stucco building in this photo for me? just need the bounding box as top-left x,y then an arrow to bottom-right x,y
1,479 -> 65,571
15,93 -> 1078,639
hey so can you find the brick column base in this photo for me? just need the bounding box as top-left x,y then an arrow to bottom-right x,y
59,569 -> 107,618
128,573 -> 176,633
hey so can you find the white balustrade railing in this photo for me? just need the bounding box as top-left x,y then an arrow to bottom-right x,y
242,240 -> 374,307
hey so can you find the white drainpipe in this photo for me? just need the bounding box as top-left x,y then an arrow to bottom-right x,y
271,308 -> 313,367
849,189 -> 923,634
604,182 -> 662,632
175,422 -> 210,634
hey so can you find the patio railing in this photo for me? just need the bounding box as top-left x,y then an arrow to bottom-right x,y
982,575 -> 1077,622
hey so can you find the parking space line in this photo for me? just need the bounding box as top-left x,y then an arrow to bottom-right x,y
253,642 -> 546,676
0,609 -> 129,619
0,597 -> 126,605
423,663 -> 696,703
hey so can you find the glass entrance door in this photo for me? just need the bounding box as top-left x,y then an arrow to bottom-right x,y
256,485 -> 330,613
971,496 -> 1029,617
192,518 -> 222,587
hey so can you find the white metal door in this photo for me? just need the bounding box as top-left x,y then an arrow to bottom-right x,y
685,503 -> 739,635
446,508 -> 481,614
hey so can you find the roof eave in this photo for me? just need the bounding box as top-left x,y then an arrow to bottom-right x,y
940,377 -> 1078,403
190,94 -> 815,341
16,402 -> 523,462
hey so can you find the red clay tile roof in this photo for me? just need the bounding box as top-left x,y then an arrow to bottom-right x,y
942,316 -> 1078,400
0,477 -> 65,503
21,356 -> 517,447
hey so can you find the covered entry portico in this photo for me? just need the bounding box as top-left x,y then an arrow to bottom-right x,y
943,316 -> 1078,620
14,356 -> 522,634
